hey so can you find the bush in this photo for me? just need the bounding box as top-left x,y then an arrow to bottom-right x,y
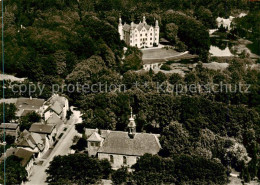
160,64 -> 171,71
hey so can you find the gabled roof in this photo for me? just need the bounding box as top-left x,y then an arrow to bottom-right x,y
46,113 -> 63,130
0,123 -> 19,130
98,131 -> 161,156
17,130 -> 45,151
87,132 -> 103,142
0,147 -> 34,167
16,98 -> 45,117
123,22 -> 152,32
20,109 -> 35,117
14,148 -> 34,167
29,123 -> 55,134
50,101 -> 63,115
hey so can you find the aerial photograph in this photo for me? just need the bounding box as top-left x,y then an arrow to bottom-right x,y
0,0 -> 259,184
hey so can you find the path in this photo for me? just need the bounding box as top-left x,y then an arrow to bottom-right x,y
25,107 -> 81,185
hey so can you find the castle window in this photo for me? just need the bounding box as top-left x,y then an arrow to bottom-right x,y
145,34 -> 147,36
140,34 -> 142,36
110,155 -> 114,163
150,42 -> 152,45
95,142 -> 99,147
150,33 -> 152,36
91,142 -> 94,146
123,156 -> 127,164
150,38 -> 152,40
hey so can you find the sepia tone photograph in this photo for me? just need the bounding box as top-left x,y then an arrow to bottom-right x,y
0,0 -> 260,184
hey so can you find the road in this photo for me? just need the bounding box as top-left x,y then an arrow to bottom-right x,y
25,107 -> 82,185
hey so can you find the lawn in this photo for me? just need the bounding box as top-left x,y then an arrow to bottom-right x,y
142,48 -> 181,60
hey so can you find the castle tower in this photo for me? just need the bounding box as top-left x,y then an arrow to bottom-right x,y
118,17 -> 124,40
154,20 -> 160,45
128,107 -> 136,138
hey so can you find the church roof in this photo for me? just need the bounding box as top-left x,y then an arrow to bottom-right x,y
87,132 -> 103,142
98,131 -> 161,156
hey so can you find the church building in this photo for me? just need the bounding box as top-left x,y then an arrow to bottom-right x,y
86,109 -> 161,169
118,16 -> 160,48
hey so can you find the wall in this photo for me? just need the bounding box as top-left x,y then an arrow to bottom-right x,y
98,153 -> 138,169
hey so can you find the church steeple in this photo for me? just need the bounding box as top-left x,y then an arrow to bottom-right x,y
128,107 -> 136,138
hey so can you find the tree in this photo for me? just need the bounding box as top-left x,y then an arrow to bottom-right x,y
159,121 -> 190,157
122,47 -> 143,73
46,154 -> 109,184
19,112 -> 41,131
0,155 -> 27,185
70,138 -> 87,151
165,23 -> 178,44
112,166 -> 129,185
0,103 -> 17,122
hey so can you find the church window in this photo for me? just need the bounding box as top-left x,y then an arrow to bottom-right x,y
123,156 -> 127,164
110,155 -> 114,163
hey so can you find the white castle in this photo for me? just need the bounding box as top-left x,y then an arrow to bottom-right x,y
118,16 -> 159,48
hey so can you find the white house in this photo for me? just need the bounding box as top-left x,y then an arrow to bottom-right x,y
118,16 -> 160,48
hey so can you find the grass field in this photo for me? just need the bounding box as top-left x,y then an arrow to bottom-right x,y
142,48 -> 181,60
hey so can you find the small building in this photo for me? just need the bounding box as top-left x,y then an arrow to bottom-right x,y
29,123 -> 56,145
0,123 -> 19,139
44,94 -> 69,121
86,109 -> 161,169
16,130 -> 49,159
0,147 -> 35,177
15,97 -> 45,118
118,16 -> 160,48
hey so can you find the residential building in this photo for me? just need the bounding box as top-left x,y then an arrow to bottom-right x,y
0,123 -> 19,139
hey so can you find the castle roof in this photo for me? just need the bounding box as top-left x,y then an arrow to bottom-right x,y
123,22 -> 152,32
97,131 -> 161,156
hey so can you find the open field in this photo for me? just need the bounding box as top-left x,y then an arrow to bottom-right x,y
142,48 -> 198,64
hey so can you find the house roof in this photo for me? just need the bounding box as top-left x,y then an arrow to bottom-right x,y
0,123 -> 19,130
0,147 -> 34,167
29,123 -> 55,134
50,101 -> 63,115
46,113 -> 63,130
20,109 -> 35,117
98,131 -> 161,156
14,148 -> 34,167
17,130 -> 45,151
87,132 -> 103,142
16,98 -> 44,117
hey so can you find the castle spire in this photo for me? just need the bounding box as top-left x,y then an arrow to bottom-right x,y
143,16 -> 146,23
